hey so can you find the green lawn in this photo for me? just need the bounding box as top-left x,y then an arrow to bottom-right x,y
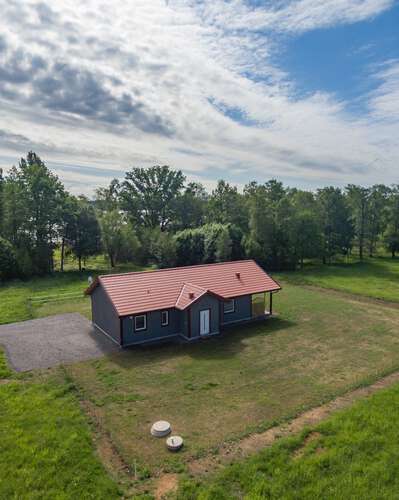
279,256 -> 399,302
178,381 -> 399,499
65,282 -> 399,479
0,348 -> 12,379
0,375 -> 120,500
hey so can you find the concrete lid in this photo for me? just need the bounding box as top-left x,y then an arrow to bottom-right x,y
151,420 -> 171,437
166,435 -> 183,451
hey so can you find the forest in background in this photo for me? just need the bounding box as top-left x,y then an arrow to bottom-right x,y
0,151 -> 398,280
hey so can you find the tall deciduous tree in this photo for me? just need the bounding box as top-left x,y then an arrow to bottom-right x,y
95,179 -> 121,212
367,184 -> 389,257
317,187 -> 353,264
346,185 -> 370,260
384,186 -> 399,258
99,210 -> 140,267
289,190 -> 321,268
3,152 -> 65,274
245,180 -> 295,269
171,182 -> 207,230
207,180 -> 248,232
120,166 -> 185,230
67,197 -> 102,271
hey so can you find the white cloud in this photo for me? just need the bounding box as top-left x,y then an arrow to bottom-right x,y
0,0 -> 397,194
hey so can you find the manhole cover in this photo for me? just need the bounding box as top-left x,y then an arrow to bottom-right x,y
151,420 -> 171,437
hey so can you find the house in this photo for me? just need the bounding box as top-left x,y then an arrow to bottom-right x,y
84,259 -> 281,347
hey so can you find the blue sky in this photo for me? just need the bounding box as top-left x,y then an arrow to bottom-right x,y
0,0 -> 398,194
279,3 -> 399,106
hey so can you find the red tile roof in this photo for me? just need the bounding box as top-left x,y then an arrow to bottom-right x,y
175,283 -> 208,310
86,260 -> 281,317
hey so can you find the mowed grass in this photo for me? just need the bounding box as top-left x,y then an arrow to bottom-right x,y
0,375 -> 120,499
65,283 -> 399,477
280,256 -> 399,302
178,382 -> 399,499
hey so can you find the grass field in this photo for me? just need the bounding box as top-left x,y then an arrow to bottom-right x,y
0,370 -> 120,499
178,381 -> 399,499
2,256 -> 399,497
0,348 -> 12,379
65,283 -> 399,480
280,256 -> 399,302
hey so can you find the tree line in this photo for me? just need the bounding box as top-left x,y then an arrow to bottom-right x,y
0,151 -> 398,280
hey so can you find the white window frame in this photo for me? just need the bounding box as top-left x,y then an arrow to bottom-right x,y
161,310 -> 169,327
223,299 -> 235,314
134,314 -> 147,332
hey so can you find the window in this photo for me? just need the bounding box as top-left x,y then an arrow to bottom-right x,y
134,314 -> 147,332
161,310 -> 169,327
223,299 -> 235,314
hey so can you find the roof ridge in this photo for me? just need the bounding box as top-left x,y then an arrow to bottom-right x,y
99,259 -> 256,280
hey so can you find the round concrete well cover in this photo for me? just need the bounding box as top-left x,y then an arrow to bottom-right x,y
151,420 -> 171,437
166,435 -> 183,451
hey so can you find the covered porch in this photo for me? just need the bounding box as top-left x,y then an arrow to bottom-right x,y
251,291 -> 275,318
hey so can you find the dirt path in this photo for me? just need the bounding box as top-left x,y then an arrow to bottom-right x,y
187,370 -> 399,476
153,370 -> 399,497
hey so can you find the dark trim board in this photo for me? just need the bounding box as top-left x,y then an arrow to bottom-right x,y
93,323 -> 122,347
123,333 -> 181,347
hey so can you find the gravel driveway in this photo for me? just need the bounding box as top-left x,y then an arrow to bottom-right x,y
0,313 -> 119,372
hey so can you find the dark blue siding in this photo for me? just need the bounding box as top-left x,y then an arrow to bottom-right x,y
122,308 -> 182,345
188,294 -> 220,338
91,286 -> 120,343
221,295 -> 252,325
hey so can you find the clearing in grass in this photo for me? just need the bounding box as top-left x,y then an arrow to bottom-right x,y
177,381 -> 399,499
65,282 -> 399,479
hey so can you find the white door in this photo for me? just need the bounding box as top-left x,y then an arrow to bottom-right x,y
199,309 -> 210,336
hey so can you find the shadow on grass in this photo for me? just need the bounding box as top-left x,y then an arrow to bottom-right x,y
110,316 -> 296,369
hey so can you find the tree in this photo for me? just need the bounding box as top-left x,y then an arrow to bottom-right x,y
171,182 -> 207,230
120,166 -> 185,230
0,169 -> 4,237
174,228 -> 205,266
99,210 -> 140,267
317,187 -> 353,264
2,152 -> 65,274
215,226 -> 232,262
151,229 -> 177,268
0,237 -> 17,280
207,180 -> 248,232
384,186 -> 399,258
367,185 -> 389,257
67,197 -> 102,271
244,180 -> 295,270
58,194 -> 78,272
289,190 -> 321,268
346,185 -> 370,260
95,179 -> 121,212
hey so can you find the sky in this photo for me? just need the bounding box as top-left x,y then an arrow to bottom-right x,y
0,0 -> 398,195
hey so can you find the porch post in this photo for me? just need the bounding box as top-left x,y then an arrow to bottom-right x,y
269,292 -> 273,315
